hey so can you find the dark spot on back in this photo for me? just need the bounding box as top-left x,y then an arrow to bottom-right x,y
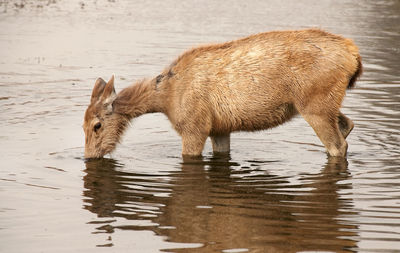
156,68 -> 174,87
156,74 -> 164,84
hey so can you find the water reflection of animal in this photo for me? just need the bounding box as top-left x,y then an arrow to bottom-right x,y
83,29 -> 362,159
83,157 -> 359,252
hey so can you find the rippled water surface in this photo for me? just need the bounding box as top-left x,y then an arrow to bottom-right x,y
1,0 -> 399,252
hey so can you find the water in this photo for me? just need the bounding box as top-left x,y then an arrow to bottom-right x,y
0,0 -> 399,252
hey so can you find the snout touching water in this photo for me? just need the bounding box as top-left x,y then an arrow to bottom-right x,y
1,0 -> 400,252
84,76 -> 127,158
84,29 -> 362,159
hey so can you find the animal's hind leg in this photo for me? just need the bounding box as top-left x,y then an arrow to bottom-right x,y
210,134 -> 230,154
301,112 -> 348,157
338,111 -> 354,139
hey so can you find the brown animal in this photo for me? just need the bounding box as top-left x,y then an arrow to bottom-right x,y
83,29 -> 362,159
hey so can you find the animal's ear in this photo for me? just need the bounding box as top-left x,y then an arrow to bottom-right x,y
101,75 -> 117,114
101,75 -> 116,101
91,78 -> 107,103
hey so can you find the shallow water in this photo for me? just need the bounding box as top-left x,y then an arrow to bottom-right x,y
0,0 -> 399,252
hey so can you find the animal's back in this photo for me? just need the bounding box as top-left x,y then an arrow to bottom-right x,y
162,29 -> 360,134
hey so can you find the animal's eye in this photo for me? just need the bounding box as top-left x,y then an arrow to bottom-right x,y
94,122 -> 102,132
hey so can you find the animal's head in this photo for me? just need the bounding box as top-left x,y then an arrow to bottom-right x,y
83,75 -> 126,159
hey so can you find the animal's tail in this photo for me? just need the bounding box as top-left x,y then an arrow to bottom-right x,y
348,55 -> 362,89
345,38 -> 363,89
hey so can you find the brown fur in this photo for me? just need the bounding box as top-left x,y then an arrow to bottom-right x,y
83,29 -> 362,158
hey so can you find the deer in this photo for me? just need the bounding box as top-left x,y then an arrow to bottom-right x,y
83,28 -> 362,159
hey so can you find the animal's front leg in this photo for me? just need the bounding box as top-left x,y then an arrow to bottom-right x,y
181,132 -> 208,157
210,134 -> 230,154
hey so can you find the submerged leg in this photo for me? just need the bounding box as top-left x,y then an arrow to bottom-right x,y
210,134 -> 230,154
302,113 -> 348,157
338,112 -> 354,139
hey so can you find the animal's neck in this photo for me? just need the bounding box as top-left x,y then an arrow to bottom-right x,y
112,79 -> 164,119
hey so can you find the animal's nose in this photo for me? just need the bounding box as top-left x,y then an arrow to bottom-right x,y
84,149 -> 95,159
84,148 -> 104,159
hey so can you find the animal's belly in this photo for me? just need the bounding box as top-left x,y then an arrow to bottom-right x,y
210,102 -> 297,134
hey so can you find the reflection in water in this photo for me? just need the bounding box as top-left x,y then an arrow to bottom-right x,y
84,157 -> 358,252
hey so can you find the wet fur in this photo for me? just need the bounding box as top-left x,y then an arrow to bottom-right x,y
84,28 -> 362,158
